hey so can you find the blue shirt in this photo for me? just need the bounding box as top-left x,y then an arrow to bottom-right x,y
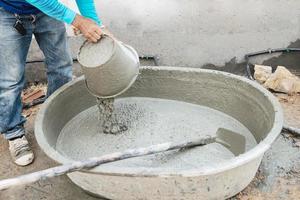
0,0 -> 102,25
0,0 -> 39,14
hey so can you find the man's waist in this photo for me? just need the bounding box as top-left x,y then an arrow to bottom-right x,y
0,0 -> 40,15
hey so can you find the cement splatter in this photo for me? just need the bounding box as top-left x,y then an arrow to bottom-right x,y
258,134 -> 300,192
56,97 -> 257,171
96,98 -> 127,134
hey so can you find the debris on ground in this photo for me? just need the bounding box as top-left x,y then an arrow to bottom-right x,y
253,65 -> 272,84
254,66 -> 300,95
232,168 -> 265,199
274,93 -> 300,128
22,83 -> 46,101
22,84 -> 47,118
228,90 -> 300,199
275,93 -> 298,104
22,88 -> 45,104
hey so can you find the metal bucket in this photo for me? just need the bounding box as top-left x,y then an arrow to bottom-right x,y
77,35 -> 140,98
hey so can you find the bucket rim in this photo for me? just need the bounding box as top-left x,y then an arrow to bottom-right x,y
77,35 -> 117,69
84,44 -> 140,98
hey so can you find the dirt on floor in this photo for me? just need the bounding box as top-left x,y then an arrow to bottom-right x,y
0,85 -> 299,200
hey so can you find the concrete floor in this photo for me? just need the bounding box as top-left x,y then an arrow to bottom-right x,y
0,92 -> 299,200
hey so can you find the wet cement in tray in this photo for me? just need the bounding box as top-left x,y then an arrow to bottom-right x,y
56,97 -> 257,171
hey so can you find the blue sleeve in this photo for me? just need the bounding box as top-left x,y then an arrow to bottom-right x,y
76,0 -> 102,25
25,0 -> 102,25
25,0 -> 77,24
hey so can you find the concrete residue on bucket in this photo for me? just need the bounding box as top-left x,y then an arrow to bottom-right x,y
77,35 -> 140,98
56,97 -> 257,171
78,36 -> 115,68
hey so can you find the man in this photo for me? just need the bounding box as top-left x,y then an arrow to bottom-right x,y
0,0 -> 104,166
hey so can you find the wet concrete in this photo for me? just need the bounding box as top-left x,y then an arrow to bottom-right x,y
96,98 -> 127,134
34,67 -> 282,199
56,97 -> 256,171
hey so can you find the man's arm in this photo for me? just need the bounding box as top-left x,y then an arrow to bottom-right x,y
25,0 -> 103,42
76,0 -> 102,25
25,0 -> 77,24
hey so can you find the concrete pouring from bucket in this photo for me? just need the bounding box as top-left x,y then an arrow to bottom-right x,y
34,66 -> 283,200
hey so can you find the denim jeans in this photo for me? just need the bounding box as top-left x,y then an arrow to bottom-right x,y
0,8 -> 72,140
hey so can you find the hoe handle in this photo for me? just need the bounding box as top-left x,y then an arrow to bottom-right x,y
0,137 -> 215,191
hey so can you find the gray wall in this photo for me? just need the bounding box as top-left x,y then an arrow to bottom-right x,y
95,0 -> 300,67
27,0 -> 300,82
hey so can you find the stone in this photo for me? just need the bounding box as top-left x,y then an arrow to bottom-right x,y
254,65 -> 272,84
264,66 -> 300,94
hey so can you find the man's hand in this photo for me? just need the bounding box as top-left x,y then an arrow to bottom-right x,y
72,14 -> 103,43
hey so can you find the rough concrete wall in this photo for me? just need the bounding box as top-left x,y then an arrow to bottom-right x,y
26,0 -> 300,82
93,0 -> 300,67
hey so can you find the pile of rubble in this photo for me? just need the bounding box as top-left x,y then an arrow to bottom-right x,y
254,65 -> 300,95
